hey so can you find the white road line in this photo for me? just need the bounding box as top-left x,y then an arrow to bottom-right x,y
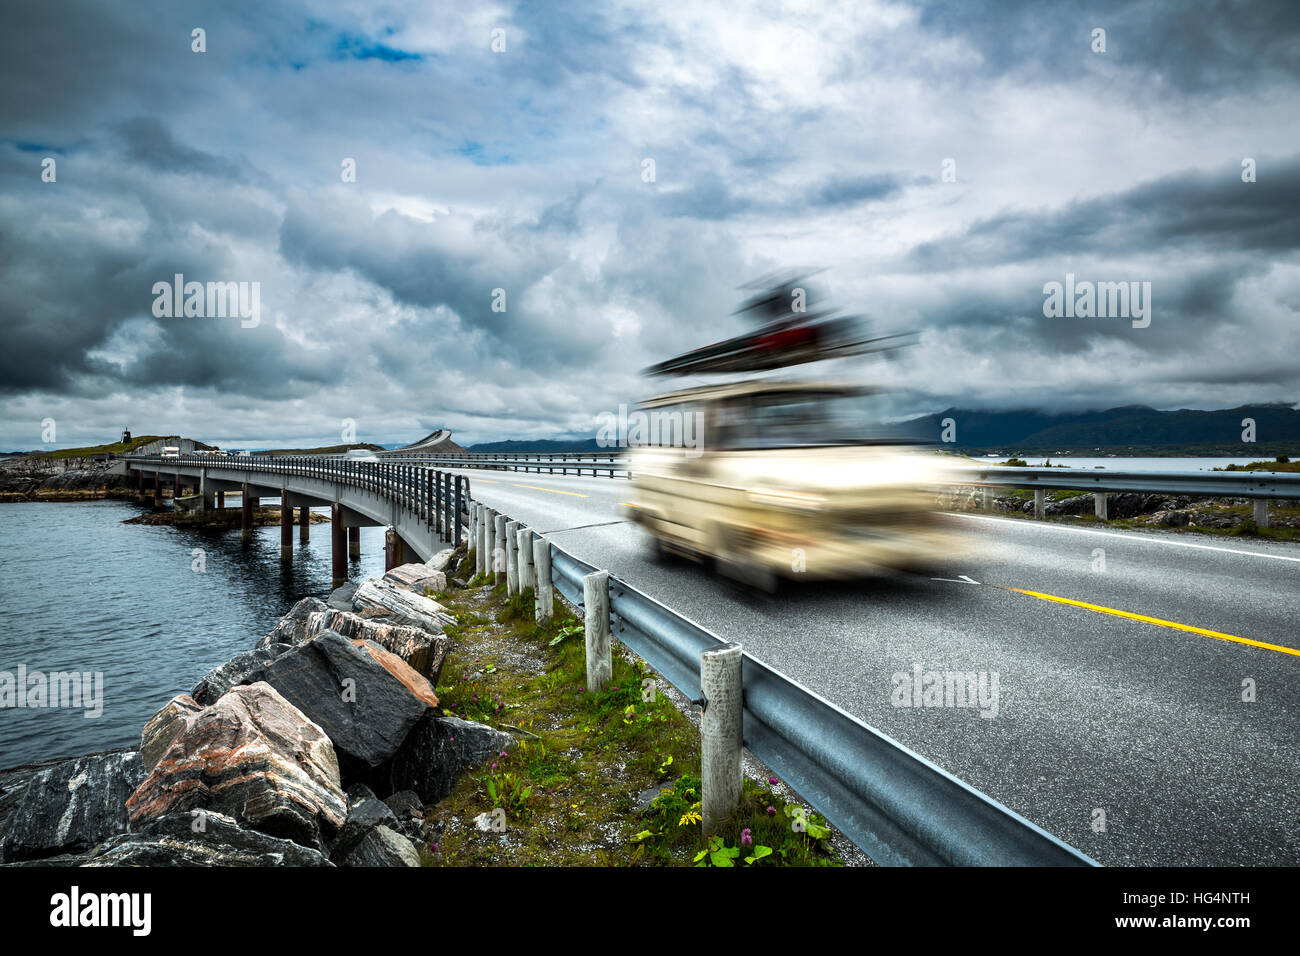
953,512 -> 1300,564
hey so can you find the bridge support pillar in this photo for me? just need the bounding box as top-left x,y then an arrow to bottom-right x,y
217,490 -> 225,509
241,483 -> 254,541
1033,489 -> 1046,520
348,525 -> 360,558
299,506 -> 310,541
385,528 -> 399,572
280,500 -> 293,561
331,504 -> 347,586
153,471 -> 161,509
1093,492 -> 1108,521
1253,498 -> 1270,528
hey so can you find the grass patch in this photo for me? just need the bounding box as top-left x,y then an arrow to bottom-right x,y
422,572 -> 841,867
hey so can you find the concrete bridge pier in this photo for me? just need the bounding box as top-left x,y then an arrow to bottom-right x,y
280,500 -> 293,561
217,490 -> 225,509
299,506 -> 310,542
348,526 -> 360,558
241,483 -> 254,541
384,528 -> 399,572
331,503 -> 347,586
153,472 -> 161,509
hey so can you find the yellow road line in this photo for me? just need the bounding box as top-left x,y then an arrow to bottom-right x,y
1002,586 -> 1300,658
620,501 -> 643,509
512,483 -> 588,498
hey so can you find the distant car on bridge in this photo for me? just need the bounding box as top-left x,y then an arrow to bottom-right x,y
160,446 -> 180,459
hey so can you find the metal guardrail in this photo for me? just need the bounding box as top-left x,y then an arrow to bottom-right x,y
956,464 -> 1300,499
379,454 -> 630,478
525,509 -> 1097,867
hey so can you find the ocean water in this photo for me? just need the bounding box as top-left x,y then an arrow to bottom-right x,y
0,499 -> 389,769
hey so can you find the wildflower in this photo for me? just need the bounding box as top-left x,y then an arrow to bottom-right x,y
741,828 -> 753,847
766,805 -> 776,817
768,776 -> 779,786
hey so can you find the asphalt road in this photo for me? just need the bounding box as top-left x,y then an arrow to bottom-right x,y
445,467 -> 1299,866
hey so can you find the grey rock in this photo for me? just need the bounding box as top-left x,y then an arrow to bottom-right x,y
1,750 -> 145,863
305,607 -> 450,683
86,811 -> 333,866
352,578 -> 454,633
256,596 -> 329,650
382,714 -> 515,806
427,549 -> 457,573
259,630 -> 436,778
327,582 -> 359,612
337,825 -> 421,867
140,694 -> 204,771
329,785 -> 400,861
190,645 -> 288,705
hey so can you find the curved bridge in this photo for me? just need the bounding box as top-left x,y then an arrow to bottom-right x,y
122,454 -> 468,583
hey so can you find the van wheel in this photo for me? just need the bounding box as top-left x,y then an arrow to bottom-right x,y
713,525 -> 779,594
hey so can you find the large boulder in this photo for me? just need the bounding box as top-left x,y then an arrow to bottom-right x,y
140,694 -> 204,771
382,714 -> 515,805
190,644 -> 292,705
85,811 -> 333,866
256,596 -> 329,651
258,630 -> 437,778
329,784 -> 400,863
383,563 -> 447,596
427,549 -> 456,573
352,578 -> 455,633
326,582 -> 359,612
305,608 -> 450,683
1,750 -> 145,863
336,825 -> 421,867
126,682 -> 347,851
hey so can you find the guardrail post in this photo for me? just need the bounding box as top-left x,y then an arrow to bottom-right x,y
981,486 -> 992,511
700,642 -> 744,837
517,526 -> 534,593
493,514 -> 508,583
483,508 -> 497,579
583,571 -> 612,692
454,476 -> 464,546
505,519 -> 520,596
1093,492 -> 1108,521
1253,499 -> 1270,528
1033,489 -> 1046,520
534,538 -> 553,623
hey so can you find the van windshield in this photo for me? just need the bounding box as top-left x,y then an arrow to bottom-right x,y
714,391 -> 909,449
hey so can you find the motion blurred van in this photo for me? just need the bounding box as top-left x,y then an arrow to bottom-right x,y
628,380 -> 957,589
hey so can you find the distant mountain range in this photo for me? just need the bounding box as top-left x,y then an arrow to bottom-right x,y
466,403 -> 1300,456
898,403 -> 1300,452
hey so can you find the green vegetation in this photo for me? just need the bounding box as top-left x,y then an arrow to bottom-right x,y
421,560 -> 842,867
1217,458 -> 1300,473
35,435 -> 171,460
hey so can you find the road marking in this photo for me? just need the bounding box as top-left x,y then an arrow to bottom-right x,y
512,483 -> 588,498
1001,586 -> 1300,658
620,501 -> 644,509
932,574 -> 980,584
954,512 -> 1300,563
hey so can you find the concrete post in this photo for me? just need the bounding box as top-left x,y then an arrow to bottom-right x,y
505,519 -> 520,596
454,476 -> 464,546
518,526 -> 534,593
385,528 -> 399,571
331,503 -> 347,586
583,571 -> 612,693
348,525 -> 360,558
1254,498 -> 1270,528
479,507 -> 493,580
241,483 -> 253,541
493,513 -> 507,584
700,642 -> 744,837
279,500 -> 292,560
1093,492 -> 1108,521
981,486 -> 993,511
534,536 -> 553,624
1033,488 -> 1046,520
299,505 -> 310,541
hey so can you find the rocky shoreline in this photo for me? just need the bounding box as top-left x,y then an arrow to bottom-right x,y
0,547 -> 515,867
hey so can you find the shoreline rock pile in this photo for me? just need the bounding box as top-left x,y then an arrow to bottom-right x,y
0,549 -> 513,867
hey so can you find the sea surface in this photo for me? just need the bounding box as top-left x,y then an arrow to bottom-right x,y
0,498 -> 388,769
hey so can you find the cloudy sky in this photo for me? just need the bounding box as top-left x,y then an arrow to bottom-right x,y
2,0 -> 1297,450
